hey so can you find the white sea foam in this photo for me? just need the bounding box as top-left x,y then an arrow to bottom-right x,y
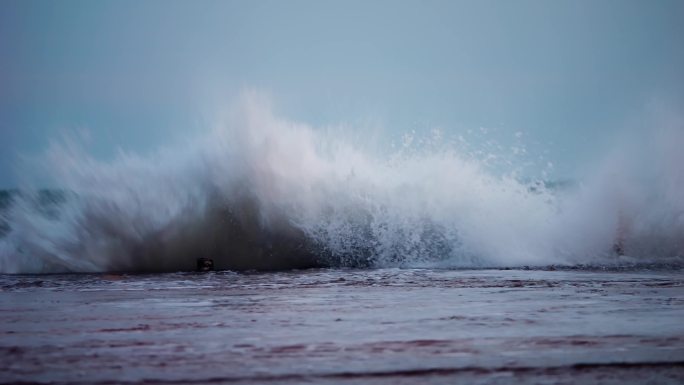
1,92 -> 682,273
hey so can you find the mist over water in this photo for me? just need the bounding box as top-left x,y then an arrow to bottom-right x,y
0,93 -> 682,274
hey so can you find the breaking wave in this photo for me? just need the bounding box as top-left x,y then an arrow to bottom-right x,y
1,93 -> 683,273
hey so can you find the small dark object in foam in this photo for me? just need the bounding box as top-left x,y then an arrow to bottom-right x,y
196,258 -> 214,272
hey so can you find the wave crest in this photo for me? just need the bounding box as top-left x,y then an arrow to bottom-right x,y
1,93 -> 683,273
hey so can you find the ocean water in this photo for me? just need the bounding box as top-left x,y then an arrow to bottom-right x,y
1,268 -> 683,384
1,94 -> 683,383
0,94 -> 682,274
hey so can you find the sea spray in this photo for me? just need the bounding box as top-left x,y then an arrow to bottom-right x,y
0,93 -> 682,273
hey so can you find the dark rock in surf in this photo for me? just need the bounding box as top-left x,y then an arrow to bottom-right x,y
196,258 -> 214,272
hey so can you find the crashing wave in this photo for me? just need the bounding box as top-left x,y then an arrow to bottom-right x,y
1,93 -> 682,273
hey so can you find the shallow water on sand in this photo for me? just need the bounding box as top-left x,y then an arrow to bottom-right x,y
1,268 -> 683,384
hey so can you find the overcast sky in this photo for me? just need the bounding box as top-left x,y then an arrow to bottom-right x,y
1,0 -> 683,187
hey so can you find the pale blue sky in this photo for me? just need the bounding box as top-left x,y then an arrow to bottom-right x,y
1,0 -> 683,187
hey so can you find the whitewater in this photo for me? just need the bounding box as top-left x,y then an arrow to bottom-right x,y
1,93 -> 683,274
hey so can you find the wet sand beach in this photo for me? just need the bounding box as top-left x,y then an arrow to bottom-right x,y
1,268 -> 683,384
